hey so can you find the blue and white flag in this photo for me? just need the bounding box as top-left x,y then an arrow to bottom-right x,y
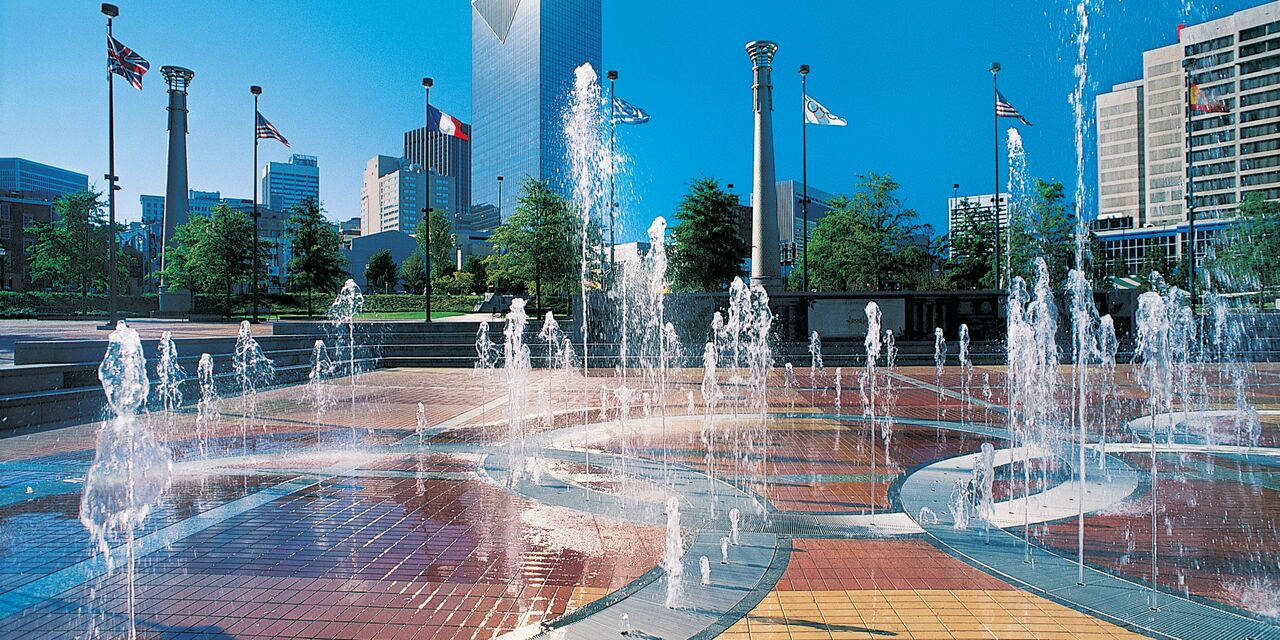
612,97 -> 650,124
804,94 -> 846,126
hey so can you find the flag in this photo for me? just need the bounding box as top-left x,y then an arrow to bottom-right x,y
107,35 -> 149,90
428,104 -> 469,140
256,111 -> 290,147
995,90 -> 1032,126
804,94 -> 846,126
612,97 -> 650,124
1190,82 -> 1229,113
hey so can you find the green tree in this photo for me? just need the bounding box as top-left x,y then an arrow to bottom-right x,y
365,248 -> 398,294
1006,179 -> 1076,288
807,173 -> 930,291
25,189 -> 123,294
1210,192 -> 1280,296
668,177 -> 749,292
157,204 -> 270,314
415,208 -> 455,280
285,198 -> 348,317
463,255 -> 489,293
484,178 -> 583,308
940,199 -> 999,289
401,252 -> 427,294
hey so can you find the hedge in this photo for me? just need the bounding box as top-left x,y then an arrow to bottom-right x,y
0,291 -> 158,319
0,290 -> 480,319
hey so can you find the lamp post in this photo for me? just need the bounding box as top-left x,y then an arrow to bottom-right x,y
608,69 -> 618,286
422,77 -> 433,322
1183,58 -> 1198,307
496,175 -> 504,226
101,3 -> 121,330
799,63 -> 810,292
990,62 -> 1002,289
251,85 -> 262,323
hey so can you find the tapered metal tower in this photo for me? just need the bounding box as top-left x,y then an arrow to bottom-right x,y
746,41 -> 781,292
159,65 -> 194,313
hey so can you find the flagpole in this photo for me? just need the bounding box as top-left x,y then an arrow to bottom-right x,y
102,3 -> 120,330
1183,59 -> 1197,306
990,62 -> 1001,290
800,64 -> 809,293
251,85 -> 262,323
608,70 -> 618,288
423,77 -> 434,323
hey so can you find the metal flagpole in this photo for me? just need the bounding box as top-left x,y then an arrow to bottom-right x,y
423,77 -> 433,322
1183,60 -> 1197,306
251,86 -> 262,323
608,70 -> 618,288
800,64 -> 810,292
991,62 -> 1002,289
102,3 -> 120,330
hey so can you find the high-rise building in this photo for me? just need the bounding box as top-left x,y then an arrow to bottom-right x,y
360,155 -> 456,236
189,190 -> 222,218
405,126 -> 470,218
140,194 -> 165,227
776,180 -> 835,271
471,0 -> 603,215
262,154 -> 320,213
0,158 -> 89,201
1094,1 -> 1280,275
946,193 -> 1011,259
0,194 -> 53,291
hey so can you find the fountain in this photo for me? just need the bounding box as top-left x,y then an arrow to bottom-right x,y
80,322 -> 173,640
153,331 -> 185,433
304,339 -> 336,437
700,556 -> 711,586
504,298 -> 532,486
232,320 -> 274,447
194,353 -> 218,454
328,278 -> 365,435
663,496 -> 684,609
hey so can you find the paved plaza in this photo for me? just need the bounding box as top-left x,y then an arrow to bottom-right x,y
0,364 -> 1276,639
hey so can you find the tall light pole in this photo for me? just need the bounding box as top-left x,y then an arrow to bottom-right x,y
990,62 -> 1002,289
496,175 -> 504,226
1183,58 -> 1198,307
251,85 -> 262,323
422,77 -> 433,322
799,63 -> 810,293
101,3 -> 120,329
608,69 -> 618,285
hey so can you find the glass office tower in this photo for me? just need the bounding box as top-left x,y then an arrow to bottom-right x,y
471,0 -> 602,218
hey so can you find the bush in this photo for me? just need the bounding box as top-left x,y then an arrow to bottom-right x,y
0,291 -> 158,319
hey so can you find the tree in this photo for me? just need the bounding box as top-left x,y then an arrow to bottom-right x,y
1210,192 -> 1280,295
667,177 -> 749,292
25,189 -> 123,294
157,204 -> 270,315
463,255 -> 488,293
484,178 -> 583,308
806,173 -> 930,291
940,199 -> 999,289
1006,179 -> 1076,288
285,198 -> 348,317
400,252 -> 427,294
415,208 -> 455,280
365,249 -> 398,294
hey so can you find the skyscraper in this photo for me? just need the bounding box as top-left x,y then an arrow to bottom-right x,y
359,155 -> 456,235
0,158 -> 89,201
262,154 -> 320,213
471,0 -> 602,215
1094,1 -> 1280,275
405,125 -> 470,218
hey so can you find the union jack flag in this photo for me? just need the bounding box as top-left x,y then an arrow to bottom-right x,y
107,35 -> 149,90
995,90 -> 1032,126
256,112 -> 290,147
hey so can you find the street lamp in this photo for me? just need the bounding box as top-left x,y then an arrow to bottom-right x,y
100,3 -> 121,330
989,62 -> 1002,289
497,175 -> 504,226
799,63 -> 810,292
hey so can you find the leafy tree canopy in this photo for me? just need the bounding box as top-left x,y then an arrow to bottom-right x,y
668,177 -> 749,292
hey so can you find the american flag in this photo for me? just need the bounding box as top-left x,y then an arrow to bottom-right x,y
107,35 -> 149,90
995,90 -> 1032,126
256,111 -> 290,147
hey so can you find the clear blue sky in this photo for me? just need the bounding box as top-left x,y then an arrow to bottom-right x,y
0,0 -> 1260,240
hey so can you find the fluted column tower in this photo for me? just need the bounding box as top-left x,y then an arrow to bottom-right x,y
160,66 -> 194,313
746,41 -> 781,291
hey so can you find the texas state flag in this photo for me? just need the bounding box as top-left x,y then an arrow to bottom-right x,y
428,105 -> 469,140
